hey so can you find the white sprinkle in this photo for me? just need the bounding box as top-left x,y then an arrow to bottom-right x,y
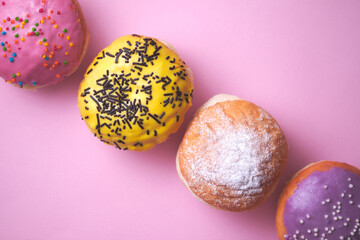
326,198 -> 331,203
322,201 -> 326,205
307,230 -> 312,234
349,194 -> 353,198
349,184 -> 354,189
350,201 -> 354,205
306,214 -> 311,219
341,193 -> 345,198
348,178 -> 352,181
300,219 -> 304,224
324,185 -> 328,189
325,215 -> 329,219
314,228 -> 319,233
344,223 -> 348,227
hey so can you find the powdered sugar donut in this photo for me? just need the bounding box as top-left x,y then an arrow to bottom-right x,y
176,94 -> 288,211
0,0 -> 89,89
276,161 -> 360,240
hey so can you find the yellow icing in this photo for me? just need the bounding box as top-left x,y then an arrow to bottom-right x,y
78,35 -> 194,151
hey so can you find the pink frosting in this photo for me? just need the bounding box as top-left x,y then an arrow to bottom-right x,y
0,0 -> 88,88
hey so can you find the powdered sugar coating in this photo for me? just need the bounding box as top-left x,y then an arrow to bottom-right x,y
178,98 -> 288,211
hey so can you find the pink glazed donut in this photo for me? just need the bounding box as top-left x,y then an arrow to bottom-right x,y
0,0 -> 89,89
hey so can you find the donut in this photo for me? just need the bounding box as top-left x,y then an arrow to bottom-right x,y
0,0 -> 89,89
78,35 -> 194,151
176,94 -> 288,211
276,161 -> 360,240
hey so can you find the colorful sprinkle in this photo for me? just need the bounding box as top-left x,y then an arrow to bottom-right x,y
1,2 -> 85,87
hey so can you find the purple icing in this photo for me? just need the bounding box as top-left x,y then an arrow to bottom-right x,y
283,167 -> 360,240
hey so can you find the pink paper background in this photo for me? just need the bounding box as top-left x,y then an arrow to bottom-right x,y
1,0 -> 360,239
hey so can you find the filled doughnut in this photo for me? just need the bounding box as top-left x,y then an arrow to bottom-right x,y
0,0 -> 89,89
276,161 -> 360,240
78,34 -> 194,151
177,94 -> 288,211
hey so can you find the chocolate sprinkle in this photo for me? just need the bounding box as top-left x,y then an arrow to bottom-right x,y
80,36 -> 193,150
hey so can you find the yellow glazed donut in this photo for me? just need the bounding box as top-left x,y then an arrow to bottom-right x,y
78,35 -> 194,151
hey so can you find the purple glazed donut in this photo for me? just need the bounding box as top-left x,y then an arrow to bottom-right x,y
276,161 -> 360,240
